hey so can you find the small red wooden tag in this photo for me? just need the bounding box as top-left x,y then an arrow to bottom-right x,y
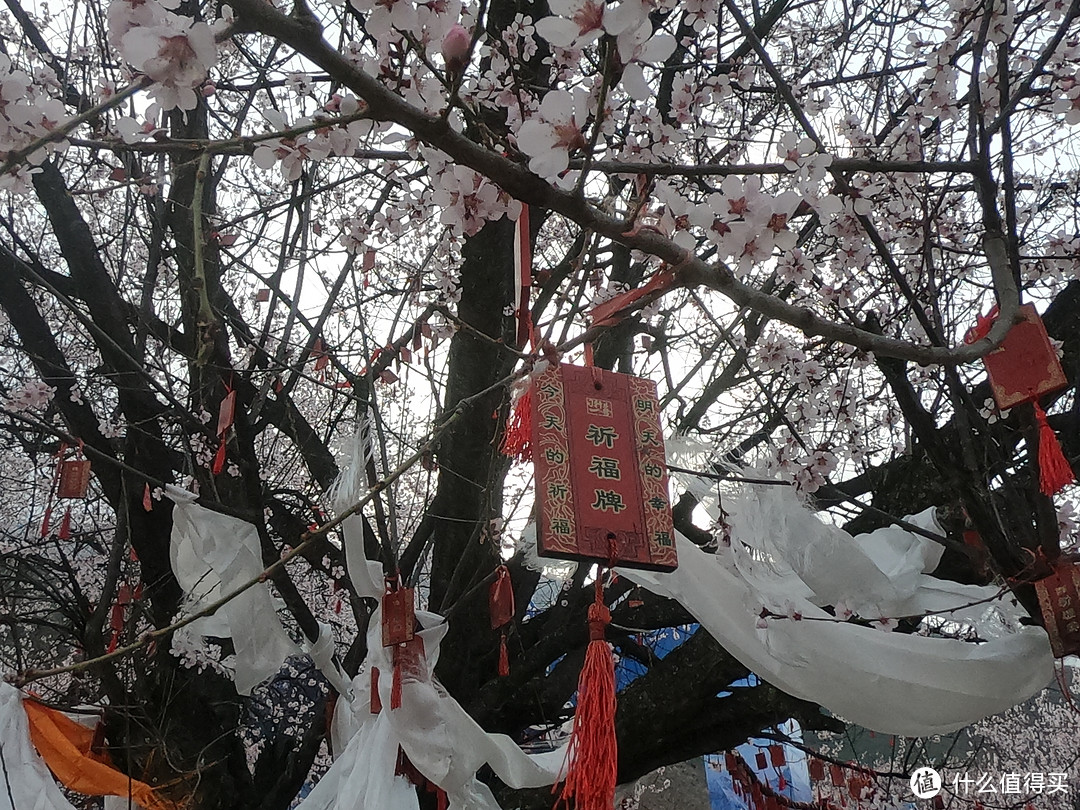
1034,560 -> 1080,657
57,460 -> 91,499
531,363 -> 678,571
971,304 -> 1068,409
382,587 -> 415,647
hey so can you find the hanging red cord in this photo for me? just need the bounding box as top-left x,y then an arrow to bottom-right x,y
555,575 -> 617,810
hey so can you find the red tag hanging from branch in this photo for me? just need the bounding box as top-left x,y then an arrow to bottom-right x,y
966,304 -> 1068,408
217,388 -> 236,436
382,580 -> 417,710
489,565 -> 515,677
57,460 -> 92,499
1034,560 -> 1080,658
966,304 -> 1073,495
382,585 -> 416,648
532,363 -> 678,571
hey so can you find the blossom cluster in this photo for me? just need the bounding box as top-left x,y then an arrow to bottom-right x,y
2,379 -> 56,413
109,0 -> 218,111
0,55 -> 68,193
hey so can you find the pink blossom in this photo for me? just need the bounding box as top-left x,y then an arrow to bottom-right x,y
253,134 -> 333,182
107,0 -> 173,51
120,13 -> 217,110
534,0 -> 608,49
516,88 -> 590,180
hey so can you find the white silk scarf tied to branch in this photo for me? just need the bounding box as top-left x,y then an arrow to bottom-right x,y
297,608 -> 568,810
621,483 -> 1055,737
0,683 -> 79,810
167,487 -> 300,695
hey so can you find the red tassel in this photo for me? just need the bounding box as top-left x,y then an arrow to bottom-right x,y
58,508 -> 72,540
212,440 -> 227,475
489,565 -> 515,628
1034,402 -> 1074,495
498,630 -> 510,677
556,585 -> 617,810
491,565 -> 515,677
391,658 -> 403,710
500,388 -> 533,461
40,506 -> 52,537
110,603 -> 125,633
143,483 -> 153,512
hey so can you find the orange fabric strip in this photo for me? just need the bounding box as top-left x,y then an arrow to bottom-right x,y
23,697 -> 177,810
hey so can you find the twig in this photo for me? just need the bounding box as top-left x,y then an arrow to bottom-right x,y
0,78 -> 150,179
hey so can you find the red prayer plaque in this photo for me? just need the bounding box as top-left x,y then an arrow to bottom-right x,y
531,363 -> 678,571
1034,561 -> 1080,658
980,304 -> 1067,409
57,459 -> 91,499
382,587 -> 415,647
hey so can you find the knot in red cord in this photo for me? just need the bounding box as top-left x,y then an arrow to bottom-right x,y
587,602 -> 610,641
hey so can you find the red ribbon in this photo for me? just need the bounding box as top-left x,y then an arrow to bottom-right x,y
964,304 -> 999,345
